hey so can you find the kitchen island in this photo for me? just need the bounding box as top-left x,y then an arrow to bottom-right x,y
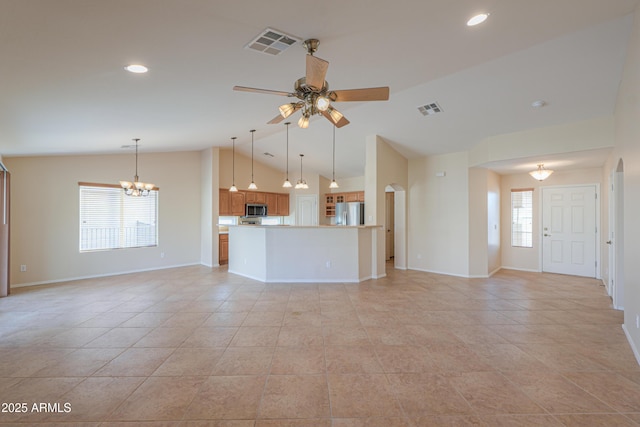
227,225 -> 382,283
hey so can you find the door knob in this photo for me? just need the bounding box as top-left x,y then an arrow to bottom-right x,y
544,233 -> 551,237
606,240 -> 612,245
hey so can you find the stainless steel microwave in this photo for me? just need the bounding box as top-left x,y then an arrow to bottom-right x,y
245,203 -> 267,217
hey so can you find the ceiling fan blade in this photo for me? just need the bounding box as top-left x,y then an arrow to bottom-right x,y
321,110 -> 350,128
233,86 -> 291,96
267,114 -> 286,124
331,87 -> 389,102
306,55 -> 329,91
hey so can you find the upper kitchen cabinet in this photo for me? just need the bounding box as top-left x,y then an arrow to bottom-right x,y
275,193 -> 290,216
220,189 -> 246,216
266,192 -> 277,214
230,192 -> 246,216
245,191 -> 266,204
219,189 -> 288,217
219,189 -> 231,216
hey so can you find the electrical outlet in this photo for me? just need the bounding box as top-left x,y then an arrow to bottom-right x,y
20,265 -> 26,272
636,314 -> 640,329
326,261 -> 331,268
160,252 -> 165,258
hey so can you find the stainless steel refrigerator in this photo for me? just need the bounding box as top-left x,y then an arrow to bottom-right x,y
335,202 -> 365,226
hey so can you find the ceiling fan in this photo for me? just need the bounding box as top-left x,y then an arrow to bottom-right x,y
233,39 -> 389,128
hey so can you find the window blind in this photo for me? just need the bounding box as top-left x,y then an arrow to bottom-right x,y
79,183 -> 158,251
511,188 -> 533,248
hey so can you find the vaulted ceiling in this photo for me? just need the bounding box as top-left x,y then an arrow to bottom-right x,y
1,0 -> 637,178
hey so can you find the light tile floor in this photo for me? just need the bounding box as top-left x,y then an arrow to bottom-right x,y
0,266 -> 639,426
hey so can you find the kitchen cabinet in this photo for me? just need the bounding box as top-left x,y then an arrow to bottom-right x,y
324,191 -> 364,217
325,194 -> 336,217
219,189 -> 231,215
220,189 -> 245,216
266,192 -> 278,215
276,193 -> 290,216
219,233 -> 229,264
220,189 -> 288,217
230,191 -> 246,216
245,191 -> 266,204
345,192 -> 360,202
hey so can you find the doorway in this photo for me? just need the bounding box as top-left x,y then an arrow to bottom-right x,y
541,185 -> 598,277
385,191 -> 394,261
295,194 -> 318,226
384,184 -> 406,270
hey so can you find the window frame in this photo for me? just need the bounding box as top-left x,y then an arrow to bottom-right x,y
78,182 -> 159,252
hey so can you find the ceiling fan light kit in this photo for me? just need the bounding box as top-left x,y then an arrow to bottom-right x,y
234,39 -> 389,128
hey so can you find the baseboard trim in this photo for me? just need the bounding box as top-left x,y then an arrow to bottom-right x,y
408,266 -> 472,279
499,266 -> 541,273
11,263 -> 202,289
622,324 -> 640,367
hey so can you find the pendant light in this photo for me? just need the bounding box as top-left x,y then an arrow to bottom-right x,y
119,138 -> 154,197
529,163 -> 553,181
295,154 -> 309,189
229,137 -> 238,192
282,122 -> 292,188
248,129 -> 258,190
329,124 -> 339,189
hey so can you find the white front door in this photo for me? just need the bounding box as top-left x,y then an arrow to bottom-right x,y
542,185 -> 597,277
296,195 -> 318,226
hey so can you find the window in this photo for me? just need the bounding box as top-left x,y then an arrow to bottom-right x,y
79,183 -> 158,251
511,188 -> 533,248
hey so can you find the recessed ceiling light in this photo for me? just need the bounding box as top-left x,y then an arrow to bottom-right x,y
125,64 -> 148,73
467,13 -> 489,26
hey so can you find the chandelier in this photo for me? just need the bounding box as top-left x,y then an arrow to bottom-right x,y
529,164 -> 554,181
119,138 -> 154,197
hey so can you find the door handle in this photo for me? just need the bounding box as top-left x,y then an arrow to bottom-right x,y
606,240 -> 612,245
544,234 -> 551,237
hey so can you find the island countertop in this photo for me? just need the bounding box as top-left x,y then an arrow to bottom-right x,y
227,224 -> 381,283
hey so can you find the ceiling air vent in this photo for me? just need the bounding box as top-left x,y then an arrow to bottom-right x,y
418,102 -> 443,116
245,28 -> 301,56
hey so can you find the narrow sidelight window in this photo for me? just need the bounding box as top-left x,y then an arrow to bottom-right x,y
511,188 -> 533,248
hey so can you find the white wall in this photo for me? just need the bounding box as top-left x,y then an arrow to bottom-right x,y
328,176 -> 364,193
200,148 -> 219,267
613,5 -> 640,362
219,149 -> 291,193
470,116 -> 614,167
365,135 -> 408,277
408,151 -> 470,276
5,152 -> 202,286
487,170 -> 501,274
467,168 -> 501,277
468,168 -> 489,277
